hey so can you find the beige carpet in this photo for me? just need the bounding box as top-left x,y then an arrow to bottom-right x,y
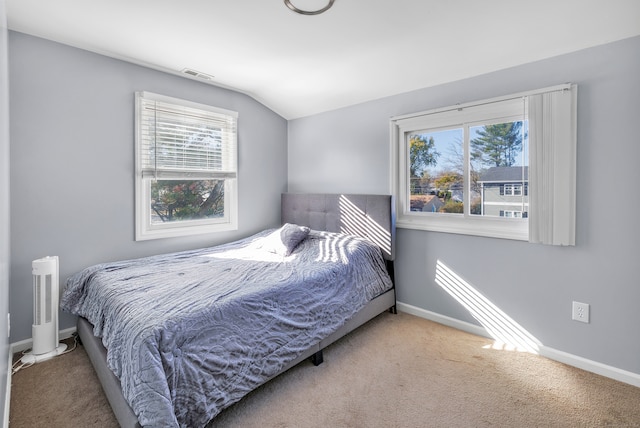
10,312 -> 640,427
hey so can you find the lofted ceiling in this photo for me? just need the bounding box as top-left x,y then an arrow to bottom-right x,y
6,0 -> 640,119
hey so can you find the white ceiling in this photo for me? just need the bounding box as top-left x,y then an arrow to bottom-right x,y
6,0 -> 640,119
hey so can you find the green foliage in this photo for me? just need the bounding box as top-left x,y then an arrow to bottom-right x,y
434,172 -> 461,191
439,200 -> 463,213
409,135 -> 440,178
151,180 -> 224,222
471,122 -> 523,167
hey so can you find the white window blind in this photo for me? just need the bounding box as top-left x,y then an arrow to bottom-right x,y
137,92 -> 238,180
134,92 -> 239,240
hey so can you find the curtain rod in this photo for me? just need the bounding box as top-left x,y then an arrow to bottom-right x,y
390,83 -> 573,122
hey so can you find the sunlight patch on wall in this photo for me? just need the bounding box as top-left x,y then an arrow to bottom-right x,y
338,195 -> 392,257
435,259 -> 541,353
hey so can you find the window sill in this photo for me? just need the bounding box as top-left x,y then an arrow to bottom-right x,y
135,221 -> 238,241
397,213 -> 528,241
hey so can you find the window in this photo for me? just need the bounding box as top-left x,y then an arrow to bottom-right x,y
501,210 -> 524,218
503,184 -> 522,196
135,92 -> 238,240
391,84 -> 576,244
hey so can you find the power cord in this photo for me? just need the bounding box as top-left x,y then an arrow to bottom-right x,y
11,356 -> 32,375
11,333 -> 78,375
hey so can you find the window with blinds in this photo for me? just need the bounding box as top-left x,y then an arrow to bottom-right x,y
135,92 -> 238,240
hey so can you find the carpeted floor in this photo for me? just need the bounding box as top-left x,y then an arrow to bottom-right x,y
9,312 -> 640,427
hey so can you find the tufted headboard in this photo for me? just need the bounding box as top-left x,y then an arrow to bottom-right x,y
281,193 -> 395,261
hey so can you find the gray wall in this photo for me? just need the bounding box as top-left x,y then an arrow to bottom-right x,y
8,32 -> 288,342
288,36 -> 640,374
0,0 -> 9,421
7,29 -> 640,380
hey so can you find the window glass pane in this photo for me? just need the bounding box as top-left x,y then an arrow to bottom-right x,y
408,128 -> 463,215
470,120 -> 528,217
150,179 -> 224,224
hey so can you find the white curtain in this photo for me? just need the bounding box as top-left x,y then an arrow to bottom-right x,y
528,85 -> 577,246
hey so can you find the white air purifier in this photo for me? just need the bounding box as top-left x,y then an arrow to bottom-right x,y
21,256 -> 67,364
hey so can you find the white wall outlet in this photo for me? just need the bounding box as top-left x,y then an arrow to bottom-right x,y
572,301 -> 590,323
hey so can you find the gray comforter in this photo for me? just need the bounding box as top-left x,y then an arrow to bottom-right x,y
61,229 -> 393,427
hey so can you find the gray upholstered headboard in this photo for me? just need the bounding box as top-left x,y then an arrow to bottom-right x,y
281,193 -> 395,261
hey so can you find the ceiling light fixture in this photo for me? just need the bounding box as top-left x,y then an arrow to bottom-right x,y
284,0 -> 335,15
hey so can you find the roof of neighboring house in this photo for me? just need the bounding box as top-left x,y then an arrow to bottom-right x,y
422,196 -> 444,212
478,166 -> 528,182
410,194 -> 444,212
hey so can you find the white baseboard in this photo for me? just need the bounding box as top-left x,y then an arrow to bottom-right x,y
539,346 -> 640,388
9,327 -> 76,355
397,302 -> 490,339
396,301 -> 640,389
3,349 -> 10,428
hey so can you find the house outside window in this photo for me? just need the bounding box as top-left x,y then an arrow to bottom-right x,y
477,166 -> 528,218
135,92 -> 238,240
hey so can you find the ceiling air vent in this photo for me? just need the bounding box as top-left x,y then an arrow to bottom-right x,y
181,68 -> 214,81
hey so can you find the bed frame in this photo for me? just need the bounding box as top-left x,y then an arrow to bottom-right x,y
76,193 -> 396,427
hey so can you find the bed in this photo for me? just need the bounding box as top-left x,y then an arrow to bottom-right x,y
62,193 -> 396,427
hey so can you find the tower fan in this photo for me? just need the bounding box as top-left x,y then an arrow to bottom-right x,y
21,256 -> 67,364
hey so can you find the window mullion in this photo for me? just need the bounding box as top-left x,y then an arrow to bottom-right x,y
463,124 -> 470,218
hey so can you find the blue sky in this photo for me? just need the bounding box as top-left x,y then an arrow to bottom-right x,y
412,121 -> 528,175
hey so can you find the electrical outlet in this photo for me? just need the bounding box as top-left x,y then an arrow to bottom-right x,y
572,301 -> 589,323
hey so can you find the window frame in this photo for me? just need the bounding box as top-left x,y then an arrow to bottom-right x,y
135,91 -> 238,241
392,84 -> 575,242
391,92 -> 533,241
